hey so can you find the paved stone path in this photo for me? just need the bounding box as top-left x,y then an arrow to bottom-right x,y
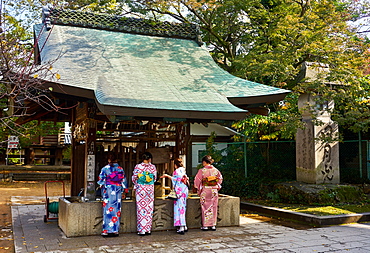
12,205 -> 370,252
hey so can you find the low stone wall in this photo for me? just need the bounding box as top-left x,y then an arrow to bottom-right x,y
58,194 -> 240,237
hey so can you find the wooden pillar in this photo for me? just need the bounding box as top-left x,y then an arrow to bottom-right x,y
175,123 -> 190,170
85,119 -> 97,200
185,125 -> 192,177
175,123 -> 187,158
70,104 -> 85,196
71,102 -> 96,197
24,148 -> 30,165
55,148 -> 63,166
49,149 -> 56,165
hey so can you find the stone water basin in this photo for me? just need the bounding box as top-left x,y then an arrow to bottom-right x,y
58,194 -> 240,237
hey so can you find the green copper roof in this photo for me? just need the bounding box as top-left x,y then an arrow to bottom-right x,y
34,11 -> 289,120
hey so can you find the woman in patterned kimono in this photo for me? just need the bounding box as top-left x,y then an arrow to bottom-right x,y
97,153 -> 128,237
194,155 -> 223,231
161,158 -> 189,234
132,152 -> 157,236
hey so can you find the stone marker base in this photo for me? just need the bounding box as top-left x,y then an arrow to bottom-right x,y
241,202 -> 370,227
58,194 -> 240,237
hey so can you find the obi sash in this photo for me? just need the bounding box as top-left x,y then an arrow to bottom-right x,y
137,171 -> 155,185
106,169 -> 124,185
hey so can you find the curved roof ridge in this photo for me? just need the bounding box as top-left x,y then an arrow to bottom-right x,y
43,7 -> 202,44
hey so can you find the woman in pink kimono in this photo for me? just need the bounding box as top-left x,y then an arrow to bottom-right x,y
132,152 -> 157,236
194,155 -> 223,231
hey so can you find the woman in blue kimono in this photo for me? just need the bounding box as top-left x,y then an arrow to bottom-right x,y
161,158 -> 189,234
97,153 -> 128,237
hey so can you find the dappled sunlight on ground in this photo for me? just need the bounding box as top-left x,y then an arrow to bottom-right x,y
0,181 -> 71,253
0,188 -> 29,190
241,212 -> 313,230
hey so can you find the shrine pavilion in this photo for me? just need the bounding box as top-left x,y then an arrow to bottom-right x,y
29,7 -> 290,197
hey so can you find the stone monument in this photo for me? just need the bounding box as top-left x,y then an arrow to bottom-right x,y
296,62 -> 340,184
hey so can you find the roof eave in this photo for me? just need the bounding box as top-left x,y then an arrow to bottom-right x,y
95,102 -> 249,121
227,92 -> 290,109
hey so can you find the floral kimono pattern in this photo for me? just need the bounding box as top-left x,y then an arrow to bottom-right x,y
97,163 -> 128,234
132,162 -> 157,233
194,165 -> 223,227
172,167 -> 189,227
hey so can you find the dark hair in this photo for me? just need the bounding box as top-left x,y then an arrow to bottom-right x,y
174,158 -> 184,168
107,152 -> 117,165
202,155 -> 213,164
142,152 -> 153,161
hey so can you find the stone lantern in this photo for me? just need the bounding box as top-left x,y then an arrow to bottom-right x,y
296,62 -> 340,184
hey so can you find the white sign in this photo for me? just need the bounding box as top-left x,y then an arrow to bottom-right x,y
87,155 -> 95,181
8,136 -> 19,149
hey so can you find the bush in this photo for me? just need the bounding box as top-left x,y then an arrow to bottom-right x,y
274,182 -> 366,205
215,142 -> 295,198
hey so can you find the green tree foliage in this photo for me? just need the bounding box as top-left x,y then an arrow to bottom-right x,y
332,75 -> 370,133
4,0 -> 370,143
232,93 -> 302,141
196,131 -> 222,169
206,134 -> 296,197
0,121 -> 63,149
125,0 -> 370,139
54,0 -> 130,14
0,0 -> 65,147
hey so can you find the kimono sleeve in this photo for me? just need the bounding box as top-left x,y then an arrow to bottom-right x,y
194,169 -> 203,192
152,164 -> 158,181
216,168 -> 223,189
121,169 -> 129,192
132,164 -> 141,185
97,166 -> 107,186
171,170 -> 181,187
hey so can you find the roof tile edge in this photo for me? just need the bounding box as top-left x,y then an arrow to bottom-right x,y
42,6 -> 203,45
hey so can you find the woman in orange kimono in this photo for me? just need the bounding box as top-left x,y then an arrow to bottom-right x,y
194,155 -> 223,231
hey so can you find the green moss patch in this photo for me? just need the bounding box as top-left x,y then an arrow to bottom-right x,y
246,200 -> 370,216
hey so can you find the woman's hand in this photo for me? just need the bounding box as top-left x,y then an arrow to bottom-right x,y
160,174 -> 171,179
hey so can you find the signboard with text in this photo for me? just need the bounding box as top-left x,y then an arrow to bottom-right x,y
8,136 -> 19,149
